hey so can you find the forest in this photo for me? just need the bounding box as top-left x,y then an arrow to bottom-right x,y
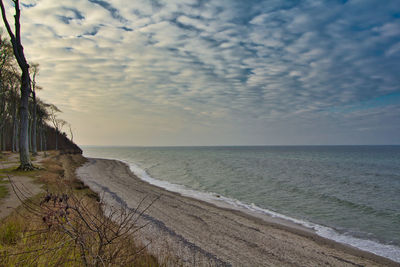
0,33 -> 81,154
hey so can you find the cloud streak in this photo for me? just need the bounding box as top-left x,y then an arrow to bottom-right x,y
4,0 -> 399,145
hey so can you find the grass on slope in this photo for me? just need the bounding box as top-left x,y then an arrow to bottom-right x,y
0,152 -> 160,266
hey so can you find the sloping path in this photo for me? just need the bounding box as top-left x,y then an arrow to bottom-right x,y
0,152 -> 44,220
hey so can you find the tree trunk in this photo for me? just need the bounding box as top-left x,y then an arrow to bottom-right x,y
1,124 -> 5,151
19,70 -> 33,169
12,121 -> 16,152
28,115 -> 31,151
55,130 -> 58,150
43,127 -> 47,151
39,123 -> 42,151
12,103 -> 17,152
31,91 -> 37,155
1,0 -> 33,170
15,122 -> 19,152
0,92 -> 5,151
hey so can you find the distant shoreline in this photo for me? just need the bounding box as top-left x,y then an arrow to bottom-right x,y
77,157 -> 398,266
81,144 -> 400,148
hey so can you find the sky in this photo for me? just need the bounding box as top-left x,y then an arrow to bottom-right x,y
2,0 -> 400,146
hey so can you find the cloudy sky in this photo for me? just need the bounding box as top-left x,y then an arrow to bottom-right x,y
3,0 -> 400,145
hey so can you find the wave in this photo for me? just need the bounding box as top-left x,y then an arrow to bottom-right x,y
85,154 -> 400,263
127,160 -> 400,263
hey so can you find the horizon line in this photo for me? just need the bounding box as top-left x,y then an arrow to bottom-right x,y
79,144 -> 400,147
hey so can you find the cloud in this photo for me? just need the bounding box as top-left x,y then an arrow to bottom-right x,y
3,0 -> 398,145
87,0 -> 127,23
386,42 -> 400,57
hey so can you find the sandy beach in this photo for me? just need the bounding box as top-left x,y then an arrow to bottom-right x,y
77,158 -> 398,266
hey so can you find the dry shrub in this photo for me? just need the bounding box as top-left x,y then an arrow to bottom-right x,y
0,154 -> 160,266
0,180 -> 159,266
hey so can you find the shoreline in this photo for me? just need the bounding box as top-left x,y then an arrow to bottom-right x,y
125,155 -> 400,263
77,157 -> 398,266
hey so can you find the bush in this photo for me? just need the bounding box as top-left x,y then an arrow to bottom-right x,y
0,154 -> 160,266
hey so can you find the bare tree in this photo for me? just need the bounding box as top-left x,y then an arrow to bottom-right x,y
48,104 -> 66,150
4,176 -> 159,266
0,33 -> 13,151
10,77 -> 19,152
0,0 -> 33,170
30,63 -> 40,155
68,123 -> 74,142
36,100 -> 50,151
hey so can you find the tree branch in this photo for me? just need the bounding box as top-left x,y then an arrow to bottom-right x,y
0,0 -> 23,66
0,0 -> 16,43
14,0 -> 21,45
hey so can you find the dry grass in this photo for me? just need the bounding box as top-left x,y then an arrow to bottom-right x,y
0,155 -> 10,201
0,152 -> 161,266
0,185 -> 7,200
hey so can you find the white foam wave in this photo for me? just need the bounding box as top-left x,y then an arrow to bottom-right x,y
127,161 -> 400,263
84,154 -> 400,263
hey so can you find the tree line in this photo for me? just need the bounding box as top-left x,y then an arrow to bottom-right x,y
0,33 -> 80,154
0,0 -> 80,170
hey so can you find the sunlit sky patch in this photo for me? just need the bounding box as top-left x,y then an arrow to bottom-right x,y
2,0 -> 400,145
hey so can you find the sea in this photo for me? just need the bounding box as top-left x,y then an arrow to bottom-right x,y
82,145 -> 400,263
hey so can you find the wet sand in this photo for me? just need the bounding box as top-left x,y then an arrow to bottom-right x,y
77,158 -> 397,266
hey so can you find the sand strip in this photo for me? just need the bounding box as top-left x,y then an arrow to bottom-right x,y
77,158 -> 398,266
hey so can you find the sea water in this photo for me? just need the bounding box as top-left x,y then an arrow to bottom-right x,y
83,146 -> 400,262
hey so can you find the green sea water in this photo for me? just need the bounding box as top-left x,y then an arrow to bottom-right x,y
83,145 -> 400,262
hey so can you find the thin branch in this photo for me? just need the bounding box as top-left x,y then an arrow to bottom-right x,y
0,0 -> 16,43
14,0 -> 21,46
